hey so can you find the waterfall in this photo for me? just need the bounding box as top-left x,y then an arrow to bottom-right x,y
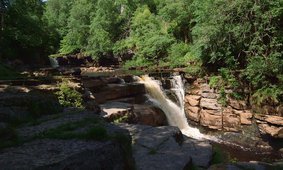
49,57 -> 59,68
136,75 -> 204,139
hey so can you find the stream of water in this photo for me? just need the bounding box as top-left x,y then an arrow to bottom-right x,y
135,75 -> 205,139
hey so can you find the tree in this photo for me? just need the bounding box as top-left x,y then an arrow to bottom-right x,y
60,0 -> 96,54
0,0 -> 57,63
44,0 -> 74,37
87,0 -> 119,59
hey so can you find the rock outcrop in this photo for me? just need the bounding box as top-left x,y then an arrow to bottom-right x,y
100,102 -> 167,126
255,115 -> 283,138
184,78 -> 252,132
0,112 -> 133,170
118,123 -> 212,169
0,139 -> 128,170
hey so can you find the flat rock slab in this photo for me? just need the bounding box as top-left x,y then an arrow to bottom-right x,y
0,139 -> 126,170
17,112 -> 98,140
118,123 -> 212,169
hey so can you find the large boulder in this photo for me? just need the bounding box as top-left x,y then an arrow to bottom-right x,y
100,102 -> 167,126
0,139 -> 128,170
118,124 -> 212,169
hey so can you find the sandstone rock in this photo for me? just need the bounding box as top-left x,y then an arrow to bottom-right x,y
200,109 -> 222,130
201,92 -> 219,99
228,98 -> 247,110
200,98 -> 221,110
132,104 -> 167,126
200,84 -> 214,93
118,124 -> 212,169
277,105 -> 283,116
265,115 -> 283,126
255,115 -> 283,126
185,95 -> 201,106
258,124 -> 283,138
223,107 -> 240,132
185,106 -> 200,122
101,102 -> 167,126
93,83 -> 146,103
238,110 -> 253,125
100,102 -> 133,121
82,78 -> 106,90
186,87 -> 201,95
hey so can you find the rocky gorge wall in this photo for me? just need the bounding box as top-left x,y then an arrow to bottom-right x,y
184,77 -> 283,139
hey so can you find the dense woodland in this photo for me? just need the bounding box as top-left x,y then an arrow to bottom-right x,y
0,0 -> 283,107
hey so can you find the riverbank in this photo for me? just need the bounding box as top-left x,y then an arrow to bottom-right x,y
0,67 -> 283,169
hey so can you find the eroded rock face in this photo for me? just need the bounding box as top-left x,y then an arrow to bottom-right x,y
200,98 -> 222,110
118,124 -> 212,169
255,115 -> 283,138
200,109 -> 222,130
184,78 -> 255,132
92,83 -> 146,103
101,102 -> 167,126
185,106 -> 200,122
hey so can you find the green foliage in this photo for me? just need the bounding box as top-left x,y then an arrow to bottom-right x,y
166,42 -> 190,67
35,117 -> 108,141
0,0 -> 58,62
113,114 -> 130,124
87,0 -> 119,59
56,81 -> 83,108
209,76 -> 222,89
251,86 -> 283,106
44,0 -> 74,37
219,87 -> 227,106
60,0 -> 95,54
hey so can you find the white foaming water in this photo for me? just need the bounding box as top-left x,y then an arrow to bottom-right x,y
136,75 -> 204,140
49,57 -> 59,68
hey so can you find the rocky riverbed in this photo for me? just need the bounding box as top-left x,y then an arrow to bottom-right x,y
0,67 -> 283,169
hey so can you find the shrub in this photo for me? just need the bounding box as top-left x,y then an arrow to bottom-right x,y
209,76 -> 222,89
251,86 -> 283,106
56,81 -> 83,108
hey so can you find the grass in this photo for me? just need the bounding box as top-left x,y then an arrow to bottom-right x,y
34,117 -> 107,140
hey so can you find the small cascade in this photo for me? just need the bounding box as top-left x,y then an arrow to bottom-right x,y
49,57 -> 59,68
136,75 -> 204,139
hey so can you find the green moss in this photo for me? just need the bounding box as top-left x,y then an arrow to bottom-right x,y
34,117 -> 107,140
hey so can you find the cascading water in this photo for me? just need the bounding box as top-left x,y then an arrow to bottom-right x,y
49,57 -> 59,68
136,75 -> 204,139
